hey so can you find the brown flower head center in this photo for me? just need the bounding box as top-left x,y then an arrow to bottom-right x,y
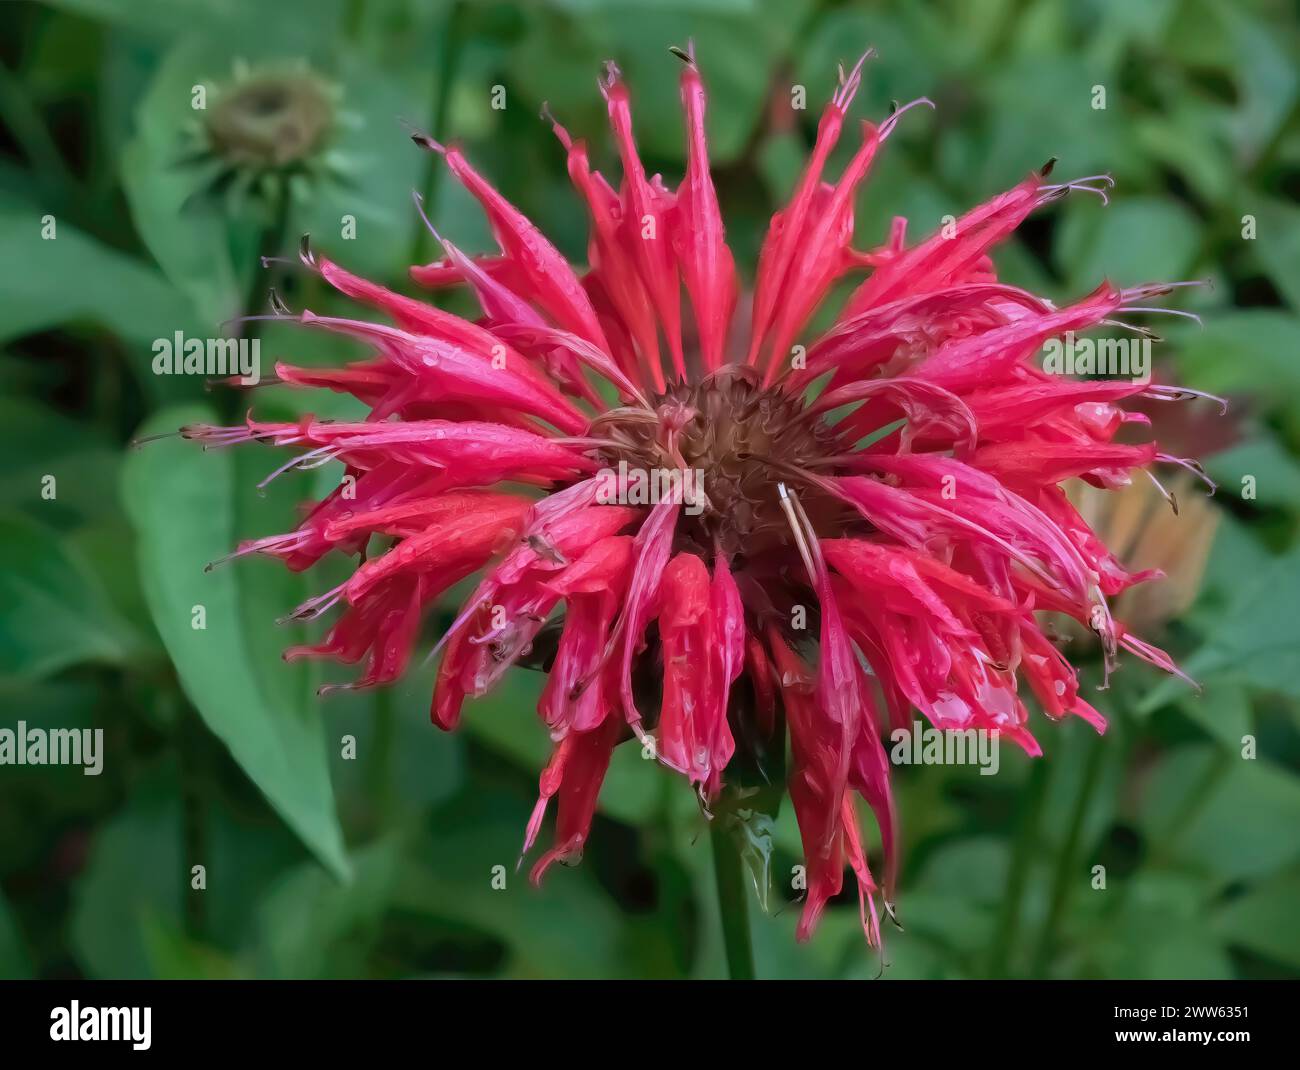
592,366 -> 845,560
206,72 -> 334,169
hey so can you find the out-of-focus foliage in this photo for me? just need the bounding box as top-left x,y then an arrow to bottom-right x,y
1,0 -> 1298,979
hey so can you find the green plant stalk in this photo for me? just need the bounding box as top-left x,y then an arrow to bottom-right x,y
180,707 -> 210,940
225,182 -> 290,424
709,819 -> 755,980
410,0 -> 465,266
989,758 -> 1049,977
244,180 -> 291,330
368,687 -> 396,827
1033,731 -> 1107,976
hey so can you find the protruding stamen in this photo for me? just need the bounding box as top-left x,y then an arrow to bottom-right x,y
1145,468 -> 1179,515
298,233 -> 318,270
268,288 -> 293,317
1158,453 -> 1217,495
407,127 -> 446,155
178,421 -> 274,448
1120,279 -> 1211,301
1143,384 -> 1229,414
217,311 -> 278,335
1123,306 -> 1203,327
279,582 -> 346,624
410,190 -> 442,244
668,40 -> 696,67
1042,173 -> 1115,206
598,60 -> 622,98
205,530 -> 310,573
130,429 -> 185,448
878,96 -> 935,139
832,48 -> 876,111
1101,318 -> 1161,340
255,445 -> 340,491
776,482 -> 819,582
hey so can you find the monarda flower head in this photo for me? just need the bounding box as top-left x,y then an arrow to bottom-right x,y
182,47 -> 1214,950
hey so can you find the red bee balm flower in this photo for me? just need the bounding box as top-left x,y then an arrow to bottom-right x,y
185,49 -> 1212,949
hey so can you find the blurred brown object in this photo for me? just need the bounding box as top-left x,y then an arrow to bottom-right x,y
1068,472 -> 1219,635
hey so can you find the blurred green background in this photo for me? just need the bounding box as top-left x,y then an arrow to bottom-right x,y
2,0 -> 1299,980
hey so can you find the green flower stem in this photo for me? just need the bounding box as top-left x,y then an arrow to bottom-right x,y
410,0 -> 465,266
710,819 -> 756,980
225,183 -> 290,424
1033,730 -> 1107,976
180,707 -> 210,940
368,687 -> 396,827
244,180 -> 291,330
989,758 -> 1049,977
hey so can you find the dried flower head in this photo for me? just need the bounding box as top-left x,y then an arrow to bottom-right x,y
181,47 -> 1215,949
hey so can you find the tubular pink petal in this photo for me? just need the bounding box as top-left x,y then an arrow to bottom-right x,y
748,53 -> 872,367
615,495 -> 681,732
417,138 -> 612,352
675,54 -> 738,374
601,64 -> 685,380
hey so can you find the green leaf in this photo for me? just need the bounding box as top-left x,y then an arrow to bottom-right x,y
382,685 -> 467,812
1205,435 -> 1300,512
1162,547 -> 1300,701
1222,6 -> 1299,160
122,404 -> 348,879
1133,104 -> 1235,206
1084,873 -> 1233,979
460,667 -> 663,827
917,836 -> 1009,905
1197,512 -> 1275,609
252,836 -> 402,978
1140,745 -> 1300,882
0,513 -> 141,679
395,789 -> 629,978
67,517 -> 161,647
1175,680 -> 1252,751
0,192 -> 200,391
322,676 -> 466,819
907,838 -> 1006,956
456,669 -> 551,769
1170,311 -> 1300,401
37,0 -> 347,47
0,396 -> 125,530
140,915 -> 243,979
1251,197 -> 1300,313
296,57 -> 433,280
972,55 -> 1130,196
70,765 -> 185,979
1055,196 -> 1202,294
1211,874 -> 1300,970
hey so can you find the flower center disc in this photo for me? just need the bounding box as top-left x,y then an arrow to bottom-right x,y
207,73 -> 333,169
595,366 -> 844,560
